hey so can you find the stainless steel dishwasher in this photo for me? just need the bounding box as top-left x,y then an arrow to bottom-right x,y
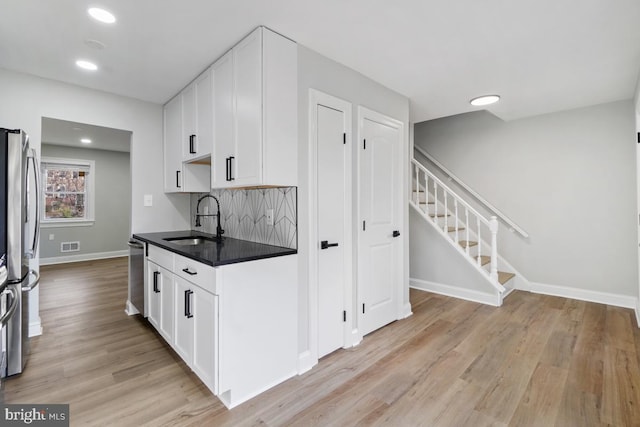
127,238 -> 144,315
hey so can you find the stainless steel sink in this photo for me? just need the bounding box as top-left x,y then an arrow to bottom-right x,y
164,237 -> 215,246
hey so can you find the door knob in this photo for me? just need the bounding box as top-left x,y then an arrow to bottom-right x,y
392,230 -> 401,237
320,240 -> 339,250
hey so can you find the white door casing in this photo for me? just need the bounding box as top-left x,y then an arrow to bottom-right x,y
357,107 -> 404,337
308,89 -> 353,364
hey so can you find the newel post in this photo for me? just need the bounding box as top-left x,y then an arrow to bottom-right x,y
489,216 -> 499,283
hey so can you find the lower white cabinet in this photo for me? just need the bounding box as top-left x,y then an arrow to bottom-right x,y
146,261 -> 174,343
143,244 -> 297,409
173,276 -> 218,393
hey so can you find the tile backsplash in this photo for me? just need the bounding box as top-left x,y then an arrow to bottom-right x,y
191,187 -> 297,249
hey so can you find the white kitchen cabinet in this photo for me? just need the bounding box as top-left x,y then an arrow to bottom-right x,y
142,242 -> 297,409
182,68 -> 213,161
163,77 -> 210,193
146,260 -> 174,343
211,27 -> 297,188
173,276 -> 194,362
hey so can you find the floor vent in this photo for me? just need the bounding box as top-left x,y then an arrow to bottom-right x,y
61,241 -> 80,253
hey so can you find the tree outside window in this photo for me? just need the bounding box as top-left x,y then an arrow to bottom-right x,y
41,158 -> 95,223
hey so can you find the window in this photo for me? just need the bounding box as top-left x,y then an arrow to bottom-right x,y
41,158 -> 95,225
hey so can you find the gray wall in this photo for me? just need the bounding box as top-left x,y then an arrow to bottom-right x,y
40,144 -> 131,260
413,100 -> 638,297
297,45 -> 411,357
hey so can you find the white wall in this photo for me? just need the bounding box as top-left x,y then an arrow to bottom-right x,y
413,100 -> 638,301
297,46 -> 410,364
0,68 -> 190,334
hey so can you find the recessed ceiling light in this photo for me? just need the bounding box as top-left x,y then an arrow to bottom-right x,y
81,138 -> 92,144
470,95 -> 500,106
88,7 -> 116,24
76,60 -> 98,71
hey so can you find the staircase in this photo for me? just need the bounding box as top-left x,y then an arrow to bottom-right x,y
410,157 -> 517,306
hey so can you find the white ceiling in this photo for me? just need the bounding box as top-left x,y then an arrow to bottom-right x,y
42,117 -> 131,152
1,0 -> 639,122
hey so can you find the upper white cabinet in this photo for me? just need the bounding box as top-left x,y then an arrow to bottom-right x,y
163,89 -> 209,193
211,27 -> 297,188
183,68 -> 214,161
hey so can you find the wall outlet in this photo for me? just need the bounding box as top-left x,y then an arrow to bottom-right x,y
49,234 -> 54,241
144,194 -> 153,207
266,209 -> 274,226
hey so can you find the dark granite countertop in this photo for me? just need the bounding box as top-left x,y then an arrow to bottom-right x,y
133,230 -> 297,267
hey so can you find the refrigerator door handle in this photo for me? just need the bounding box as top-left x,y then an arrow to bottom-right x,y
0,285 -> 19,329
22,270 -> 40,292
26,149 -> 40,258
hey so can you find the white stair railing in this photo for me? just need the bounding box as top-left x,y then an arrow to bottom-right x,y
411,158 -> 504,292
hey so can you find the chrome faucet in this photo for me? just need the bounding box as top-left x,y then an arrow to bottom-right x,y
195,194 -> 225,241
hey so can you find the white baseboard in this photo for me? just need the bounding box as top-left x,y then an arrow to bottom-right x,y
29,319 -> 42,337
529,281 -> 637,310
410,278 -> 501,307
635,300 -> 640,329
124,300 -> 140,316
297,350 -> 316,375
40,250 -> 128,266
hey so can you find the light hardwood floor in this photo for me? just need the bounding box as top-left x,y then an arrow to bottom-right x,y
5,257 -> 640,426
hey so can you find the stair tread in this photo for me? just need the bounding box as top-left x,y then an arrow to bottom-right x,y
476,255 -> 490,266
459,240 -> 478,248
419,202 -> 435,205
429,213 -> 449,218
447,226 -> 465,232
498,271 -> 516,285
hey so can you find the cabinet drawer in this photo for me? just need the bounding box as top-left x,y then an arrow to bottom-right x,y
148,244 -> 174,268
174,253 -> 217,294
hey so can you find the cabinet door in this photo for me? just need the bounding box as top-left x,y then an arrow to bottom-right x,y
232,28 -> 262,187
163,95 -> 183,192
159,268 -> 174,343
182,83 -> 197,160
195,68 -> 213,158
147,261 -> 162,330
173,277 -> 194,364
192,287 -> 218,393
212,51 -> 235,188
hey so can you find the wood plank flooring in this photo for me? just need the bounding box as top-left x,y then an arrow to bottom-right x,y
5,258 -> 640,426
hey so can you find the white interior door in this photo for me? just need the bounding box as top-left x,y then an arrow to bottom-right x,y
311,91 -> 352,359
358,108 -> 403,337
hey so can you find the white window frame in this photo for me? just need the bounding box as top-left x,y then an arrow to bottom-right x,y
41,157 -> 96,227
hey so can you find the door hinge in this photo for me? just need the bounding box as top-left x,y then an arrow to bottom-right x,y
363,220 -> 366,231
362,303 -> 365,314
343,133 -> 346,145
343,310 -> 346,322
363,139 -> 366,150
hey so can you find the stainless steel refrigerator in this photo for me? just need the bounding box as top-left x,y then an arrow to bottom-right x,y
0,128 -> 40,380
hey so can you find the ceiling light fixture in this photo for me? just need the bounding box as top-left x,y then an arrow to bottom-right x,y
76,60 -> 98,71
81,138 -> 92,144
88,7 -> 116,24
470,95 -> 500,106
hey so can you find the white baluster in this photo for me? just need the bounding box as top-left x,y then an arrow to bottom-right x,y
454,199 -> 459,243
477,217 -> 482,266
489,216 -> 499,283
433,180 -> 438,225
413,160 -> 420,206
423,174 -> 428,214
465,208 -> 470,255
444,191 -> 448,233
